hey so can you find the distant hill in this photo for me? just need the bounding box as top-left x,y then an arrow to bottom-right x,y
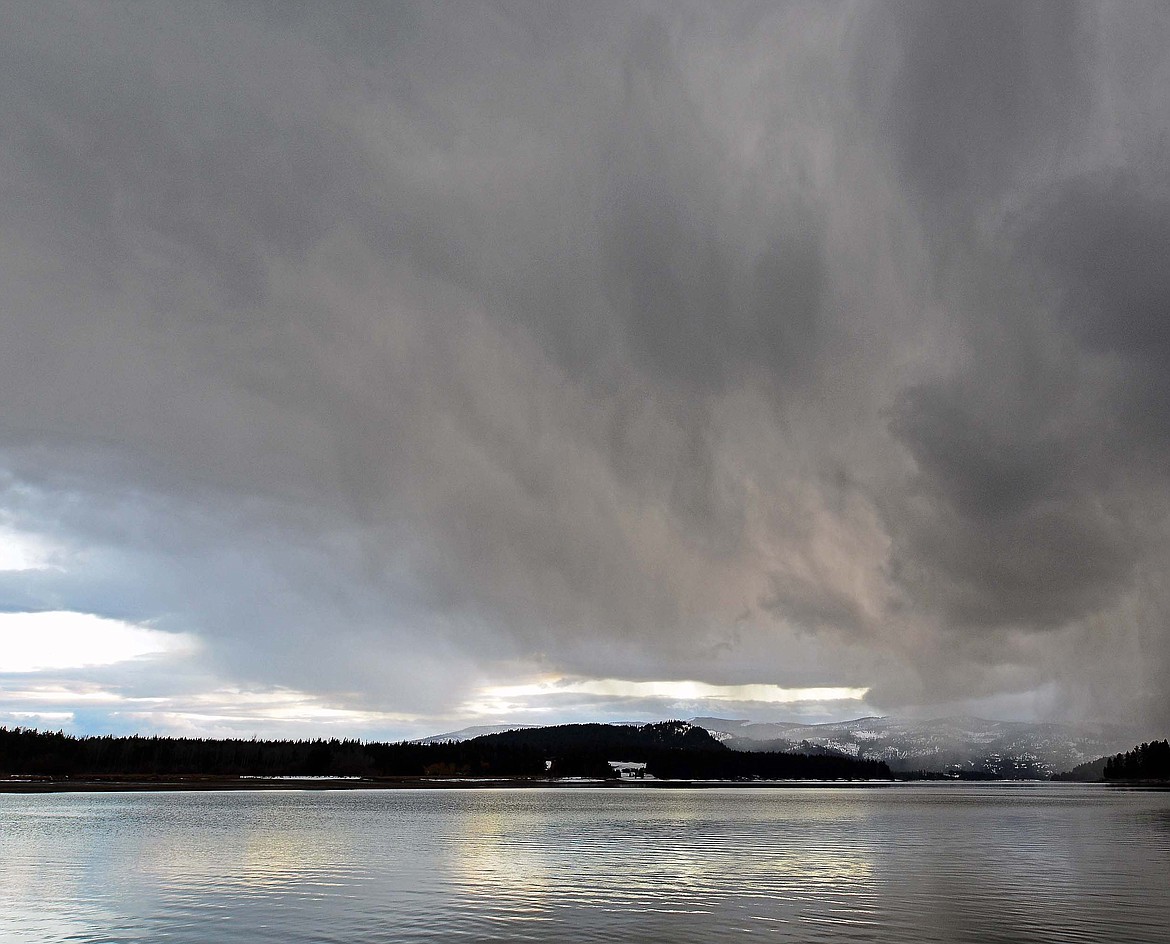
0,722 -> 892,782
692,715 -> 1144,779
1052,756 -> 1109,781
472,721 -> 724,756
411,724 -> 539,745
469,721 -> 890,780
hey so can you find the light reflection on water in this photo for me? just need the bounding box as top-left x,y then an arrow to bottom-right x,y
1,785 -> 1168,943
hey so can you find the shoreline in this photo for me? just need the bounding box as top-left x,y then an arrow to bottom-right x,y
5,776 -> 1155,794
0,775 -> 909,793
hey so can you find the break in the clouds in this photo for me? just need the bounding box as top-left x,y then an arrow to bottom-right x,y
1,1 -> 1168,737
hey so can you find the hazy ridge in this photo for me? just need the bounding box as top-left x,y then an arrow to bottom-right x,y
692,716 -> 1146,778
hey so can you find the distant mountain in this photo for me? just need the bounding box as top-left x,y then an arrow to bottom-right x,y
413,720 -> 644,745
471,721 -> 724,756
468,721 -> 890,780
691,716 -> 1144,779
0,723 -> 885,781
411,724 -> 539,745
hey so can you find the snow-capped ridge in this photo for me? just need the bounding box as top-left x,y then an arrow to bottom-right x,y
691,715 -> 1145,778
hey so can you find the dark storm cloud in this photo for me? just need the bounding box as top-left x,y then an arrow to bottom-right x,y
857,1 -> 1170,724
1028,178 -> 1170,413
875,0 -> 1089,207
597,14 -> 828,392
886,372 -> 1137,629
1,1 -> 1169,733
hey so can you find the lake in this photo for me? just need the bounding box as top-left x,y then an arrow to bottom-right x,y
2,783 -> 1168,943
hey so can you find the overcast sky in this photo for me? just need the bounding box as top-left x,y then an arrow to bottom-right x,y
2,1 -> 1169,739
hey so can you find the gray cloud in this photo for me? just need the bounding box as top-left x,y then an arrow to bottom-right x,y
863,2 -> 1170,725
872,0 -> 1090,208
1,2 -> 1169,734
1028,177 -> 1170,421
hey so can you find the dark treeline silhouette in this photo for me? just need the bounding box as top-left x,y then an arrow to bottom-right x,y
548,752 -> 620,779
0,722 -> 891,781
1051,756 -> 1110,782
1103,740 -> 1170,781
0,727 -> 545,778
646,749 -> 890,780
475,721 -> 724,755
479,722 -> 891,779
895,769 -> 1001,781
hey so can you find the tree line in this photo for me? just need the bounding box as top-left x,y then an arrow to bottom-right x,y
0,722 -> 891,781
442,722 -> 891,779
0,727 -> 546,778
645,749 -> 890,780
1102,740 -> 1170,780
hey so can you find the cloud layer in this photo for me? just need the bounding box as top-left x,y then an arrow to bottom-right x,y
1,2 -> 1168,735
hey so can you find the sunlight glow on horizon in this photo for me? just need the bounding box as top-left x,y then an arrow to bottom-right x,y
0,526 -> 61,572
468,677 -> 870,715
0,611 -> 196,672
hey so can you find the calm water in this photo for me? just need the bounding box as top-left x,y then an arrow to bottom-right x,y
2,784 -> 1168,943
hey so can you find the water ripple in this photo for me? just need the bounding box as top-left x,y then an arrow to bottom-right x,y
1,785 -> 1168,943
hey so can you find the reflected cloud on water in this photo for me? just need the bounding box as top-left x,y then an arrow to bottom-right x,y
443,789 -> 879,931
1,786 -> 1169,944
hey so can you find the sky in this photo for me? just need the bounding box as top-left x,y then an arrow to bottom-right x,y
1,1 -> 1169,740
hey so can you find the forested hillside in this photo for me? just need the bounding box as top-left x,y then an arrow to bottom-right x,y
473,721 -> 723,754
1103,741 -> 1170,780
0,723 -> 891,781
